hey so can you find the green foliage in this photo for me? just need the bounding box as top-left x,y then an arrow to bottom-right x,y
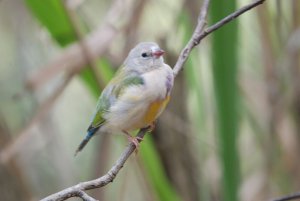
97,58 -> 115,84
80,68 -> 102,97
25,0 -> 76,46
210,1 -> 240,201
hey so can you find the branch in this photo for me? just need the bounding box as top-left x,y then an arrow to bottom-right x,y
40,0 -> 266,200
272,192 -> 300,201
41,128 -> 148,201
173,0 -> 210,77
76,191 -> 97,201
173,0 -> 266,76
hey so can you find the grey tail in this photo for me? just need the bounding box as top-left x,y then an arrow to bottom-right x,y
74,127 -> 99,156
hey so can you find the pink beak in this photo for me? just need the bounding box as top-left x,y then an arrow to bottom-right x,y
152,49 -> 165,58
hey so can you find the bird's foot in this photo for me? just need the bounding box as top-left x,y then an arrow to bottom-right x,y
122,130 -> 142,153
128,136 -> 141,147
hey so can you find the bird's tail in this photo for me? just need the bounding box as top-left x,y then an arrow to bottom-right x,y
74,127 -> 98,156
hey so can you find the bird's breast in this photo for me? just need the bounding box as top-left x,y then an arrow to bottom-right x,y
106,65 -> 174,132
140,65 -> 174,125
142,65 -> 174,100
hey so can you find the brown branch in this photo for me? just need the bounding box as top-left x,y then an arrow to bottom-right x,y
76,190 -> 98,201
40,0 -> 266,200
173,0 -> 210,77
173,0 -> 266,76
41,128 -> 148,201
272,192 -> 300,201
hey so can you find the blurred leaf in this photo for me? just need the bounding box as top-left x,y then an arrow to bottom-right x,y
210,1 -> 240,201
80,68 -> 102,97
25,0 -> 76,46
97,58 -> 115,84
80,58 -> 115,98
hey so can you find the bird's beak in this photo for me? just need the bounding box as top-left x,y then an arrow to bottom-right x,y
152,49 -> 165,58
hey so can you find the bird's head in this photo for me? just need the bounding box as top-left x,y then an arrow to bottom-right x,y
124,42 -> 165,72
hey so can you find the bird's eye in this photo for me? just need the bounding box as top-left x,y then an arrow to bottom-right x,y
141,52 -> 149,58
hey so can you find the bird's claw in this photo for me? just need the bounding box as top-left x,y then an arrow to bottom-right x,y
123,130 -> 142,153
127,136 -> 142,154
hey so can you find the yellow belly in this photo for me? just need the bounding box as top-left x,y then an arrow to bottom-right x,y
126,96 -> 170,131
143,95 -> 170,125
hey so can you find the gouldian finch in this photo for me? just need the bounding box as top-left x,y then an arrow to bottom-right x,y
75,42 -> 174,155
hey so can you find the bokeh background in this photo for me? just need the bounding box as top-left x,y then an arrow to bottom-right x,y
0,0 -> 299,201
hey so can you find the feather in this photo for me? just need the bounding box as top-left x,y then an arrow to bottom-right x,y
74,127 -> 100,156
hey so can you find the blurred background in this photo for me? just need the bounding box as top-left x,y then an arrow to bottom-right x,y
0,0 -> 299,201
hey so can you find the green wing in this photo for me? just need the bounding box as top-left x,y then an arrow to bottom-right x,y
88,68 -> 144,130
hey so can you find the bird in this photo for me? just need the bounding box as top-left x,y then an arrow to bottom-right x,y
75,42 -> 174,156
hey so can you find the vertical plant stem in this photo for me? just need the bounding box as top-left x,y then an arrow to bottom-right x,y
210,1 -> 240,201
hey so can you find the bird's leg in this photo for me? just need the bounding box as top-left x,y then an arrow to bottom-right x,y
122,130 -> 142,150
148,122 -> 156,132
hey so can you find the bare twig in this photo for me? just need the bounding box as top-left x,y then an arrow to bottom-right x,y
173,0 -> 210,77
77,191 -> 98,201
41,128 -> 148,201
272,192 -> 300,201
173,0 -> 266,76
40,0 -> 266,200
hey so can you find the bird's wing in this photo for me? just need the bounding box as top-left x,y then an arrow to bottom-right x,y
88,68 -> 144,131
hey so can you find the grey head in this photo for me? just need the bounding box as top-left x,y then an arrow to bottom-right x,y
124,42 -> 165,72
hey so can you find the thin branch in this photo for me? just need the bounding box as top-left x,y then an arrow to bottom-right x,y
40,0 -> 266,200
173,0 -> 210,77
272,192 -> 300,201
41,128 -> 148,201
203,0 -> 265,37
173,0 -> 266,76
77,191 -> 98,201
